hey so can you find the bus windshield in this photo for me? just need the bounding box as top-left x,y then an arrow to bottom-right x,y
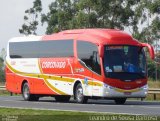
103,45 -> 146,80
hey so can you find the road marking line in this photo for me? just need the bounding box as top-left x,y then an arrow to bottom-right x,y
137,106 -> 160,109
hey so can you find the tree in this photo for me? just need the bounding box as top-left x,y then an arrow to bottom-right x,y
20,0 -> 140,34
41,0 -> 75,33
19,0 -> 42,35
42,0 -> 140,34
0,48 -> 5,82
0,48 -> 6,61
0,57 -> 5,82
132,0 -> 160,44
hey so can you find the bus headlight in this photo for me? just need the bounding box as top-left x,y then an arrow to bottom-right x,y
104,83 -> 109,88
104,83 -> 114,89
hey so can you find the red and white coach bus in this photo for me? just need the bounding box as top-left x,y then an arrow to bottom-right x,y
6,29 -> 154,104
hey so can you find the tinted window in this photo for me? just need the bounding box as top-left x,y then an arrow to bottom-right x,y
77,41 -> 101,75
10,40 -> 73,58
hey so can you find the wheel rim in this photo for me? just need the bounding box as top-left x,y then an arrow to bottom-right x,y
23,84 -> 29,99
77,87 -> 83,102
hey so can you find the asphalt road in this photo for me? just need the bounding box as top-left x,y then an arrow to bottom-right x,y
0,96 -> 160,116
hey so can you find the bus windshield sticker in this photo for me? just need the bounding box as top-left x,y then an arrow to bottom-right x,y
106,46 -> 123,50
84,78 -> 88,85
113,65 -> 122,72
105,67 -> 112,72
124,46 -> 128,54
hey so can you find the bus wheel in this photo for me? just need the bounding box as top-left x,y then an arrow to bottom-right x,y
114,98 -> 127,104
55,96 -> 70,102
75,83 -> 88,103
22,82 -> 39,101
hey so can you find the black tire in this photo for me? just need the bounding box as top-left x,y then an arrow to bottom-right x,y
22,82 -> 39,101
75,83 -> 88,104
114,98 -> 127,104
55,95 -> 70,102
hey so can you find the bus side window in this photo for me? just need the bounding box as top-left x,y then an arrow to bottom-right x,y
77,40 -> 101,75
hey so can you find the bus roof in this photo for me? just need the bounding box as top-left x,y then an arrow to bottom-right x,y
43,29 -> 141,46
8,29 -> 141,46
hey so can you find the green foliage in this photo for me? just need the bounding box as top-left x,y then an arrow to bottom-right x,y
19,0 -> 42,35
132,0 -> 160,44
0,48 -> 6,60
20,0 -> 141,34
0,57 -> 5,82
148,59 -> 156,79
0,48 -> 6,82
42,0 -> 141,34
147,57 -> 160,80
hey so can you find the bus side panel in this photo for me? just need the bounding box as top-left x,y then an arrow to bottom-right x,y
14,74 -> 24,93
12,73 -> 58,95
11,73 -> 60,95
33,78 -> 58,95
5,66 -> 16,93
6,66 -> 32,94
39,58 -> 74,95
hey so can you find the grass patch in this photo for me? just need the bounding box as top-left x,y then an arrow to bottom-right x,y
0,90 -> 10,95
0,82 -> 5,86
0,107 -> 159,121
148,80 -> 160,88
0,90 -> 20,96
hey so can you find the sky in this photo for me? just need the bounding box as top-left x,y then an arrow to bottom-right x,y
0,0 -> 52,51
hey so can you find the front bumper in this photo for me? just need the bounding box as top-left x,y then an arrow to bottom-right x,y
103,84 -> 148,98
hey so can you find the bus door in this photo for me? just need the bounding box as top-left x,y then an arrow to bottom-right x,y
76,40 -> 102,96
74,59 -> 93,96
91,51 -> 102,97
